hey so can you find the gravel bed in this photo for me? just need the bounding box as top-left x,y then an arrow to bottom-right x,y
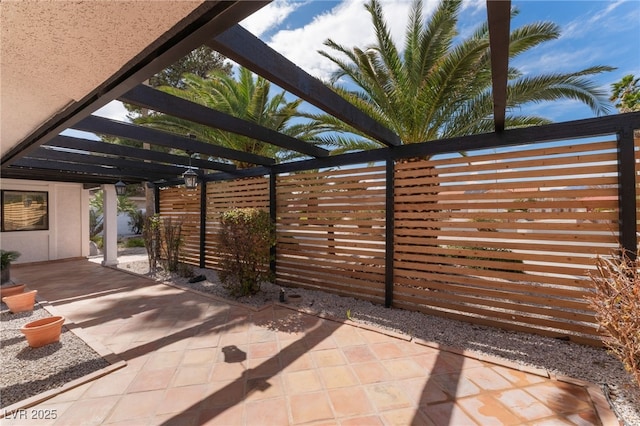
120,260 -> 640,425
0,303 -> 110,409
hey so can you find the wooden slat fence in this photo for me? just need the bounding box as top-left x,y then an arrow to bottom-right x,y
156,136 -> 637,345
203,177 -> 269,269
276,166 -> 387,303
393,139 -> 621,344
158,186 -> 201,265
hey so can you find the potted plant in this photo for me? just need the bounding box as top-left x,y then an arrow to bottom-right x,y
3,290 -> 37,313
20,316 -> 65,348
1,249 -> 21,285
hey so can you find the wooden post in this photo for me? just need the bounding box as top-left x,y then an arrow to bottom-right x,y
385,158 -> 395,308
617,128 -> 637,260
270,171 -> 277,276
199,180 -> 207,268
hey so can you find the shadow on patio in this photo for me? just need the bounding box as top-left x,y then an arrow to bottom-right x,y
6,259 -> 615,425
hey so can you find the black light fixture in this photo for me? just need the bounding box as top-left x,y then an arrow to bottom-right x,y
114,180 -> 127,196
182,151 -> 198,189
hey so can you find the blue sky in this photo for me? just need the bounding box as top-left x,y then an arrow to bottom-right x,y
95,0 -> 640,126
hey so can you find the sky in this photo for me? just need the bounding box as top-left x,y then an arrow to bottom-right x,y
94,0 -> 640,128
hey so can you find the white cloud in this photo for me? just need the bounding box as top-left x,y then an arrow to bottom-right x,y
562,0 -> 629,40
241,1 -> 302,38
255,0 -> 443,81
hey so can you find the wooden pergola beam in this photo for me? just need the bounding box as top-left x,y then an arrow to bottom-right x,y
1,1 -> 268,168
487,0 -> 511,133
46,135 -> 236,172
27,147 -> 187,177
72,115 -> 275,167
120,84 -> 330,158
209,24 -> 401,147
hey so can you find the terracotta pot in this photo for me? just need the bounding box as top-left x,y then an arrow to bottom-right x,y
20,316 -> 65,348
287,294 -> 303,305
2,290 -> 37,313
0,283 -> 26,298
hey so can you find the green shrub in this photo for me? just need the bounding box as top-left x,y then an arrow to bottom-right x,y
124,237 -> 145,248
219,208 -> 275,297
1,250 -> 21,270
91,235 -> 103,249
587,250 -> 640,388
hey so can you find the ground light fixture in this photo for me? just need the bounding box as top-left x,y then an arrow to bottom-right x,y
114,180 -> 127,196
182,151 -> 198,189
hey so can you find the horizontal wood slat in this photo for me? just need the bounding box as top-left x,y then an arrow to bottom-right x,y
155,137 -> 635,346
158,187 -> 202,267
276,165 -> 386,300
204,177 -> 270,269
392,140 -> 621,343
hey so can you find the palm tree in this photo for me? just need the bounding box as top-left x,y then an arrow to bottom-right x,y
135,67 -> 327,168
313,0 -> 615,153
610,74 -> 640,113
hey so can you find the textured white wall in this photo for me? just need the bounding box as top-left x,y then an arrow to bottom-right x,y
0,179 -> 89,263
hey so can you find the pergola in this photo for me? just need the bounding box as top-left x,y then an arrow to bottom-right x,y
1,1 -> 513,185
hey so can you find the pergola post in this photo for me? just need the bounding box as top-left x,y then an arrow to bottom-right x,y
101,184 -> 118,266
199,180 -> 207,268
385,158 -> 395,308
270,171 -> 277,276
617,127 -> 637,260
154,186 -> 160,215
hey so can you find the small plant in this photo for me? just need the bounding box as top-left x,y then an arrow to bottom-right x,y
587,249 -> 640,388
161,217 -> 184,273
142,214 -> 162,274
124,237 -> 145,248
1,250 -> 21,270
89,209 -> 103,238
91,235 -> 104,249
1,250 -> 21,284
219,208 -> 275,297
128,209 -> 145,234
177,262 -> 194,279
346,309 -> 353,320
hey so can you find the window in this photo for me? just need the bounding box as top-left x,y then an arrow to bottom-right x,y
1,190 -> 49,232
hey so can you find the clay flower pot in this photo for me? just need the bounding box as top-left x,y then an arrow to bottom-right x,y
20,316 -> 65,348
287,294 -> 303,305
0,283 -> 25,298
2,290 -> 37,313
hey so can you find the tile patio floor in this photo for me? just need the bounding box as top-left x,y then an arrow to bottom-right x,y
3,259 -> 617,425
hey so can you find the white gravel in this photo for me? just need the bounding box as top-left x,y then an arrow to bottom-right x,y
118,258 -> 640,426
0,303 -> 110,409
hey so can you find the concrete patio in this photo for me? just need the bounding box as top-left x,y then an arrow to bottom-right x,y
3,259 -> 617,425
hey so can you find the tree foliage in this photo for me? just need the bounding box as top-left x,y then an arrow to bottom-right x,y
610,74 -> 640,113
89,190 -> 138,237
312,0 -> 615,153
149,46 -> 232,89
121,46 -> 233,138
134,68 -> 327,168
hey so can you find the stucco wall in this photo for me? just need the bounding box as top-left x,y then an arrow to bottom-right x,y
0,179 -> 90,264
